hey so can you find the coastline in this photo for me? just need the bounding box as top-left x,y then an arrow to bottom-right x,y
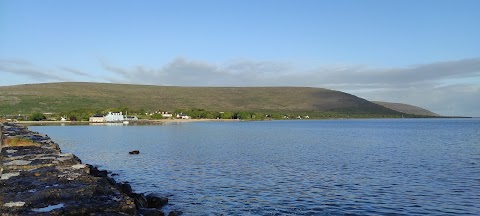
9,116 -> 471,126
0,123 -> 176,215
13,118 -> 240,125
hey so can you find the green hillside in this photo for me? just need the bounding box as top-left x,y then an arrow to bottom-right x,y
0,82 -> 406,117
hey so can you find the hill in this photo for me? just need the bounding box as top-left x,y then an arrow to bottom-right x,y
373,101 -> 440,116
0,82 -> 406,117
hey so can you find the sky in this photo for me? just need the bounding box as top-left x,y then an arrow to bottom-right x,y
1,0 -> 479,116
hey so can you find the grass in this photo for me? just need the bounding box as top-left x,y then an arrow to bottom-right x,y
0,82 -> 406,116
4,137 -> 40,147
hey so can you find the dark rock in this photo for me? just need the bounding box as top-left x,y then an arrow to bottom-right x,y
146,194 -> 169,208
94,184 -> 113,196
118,182 -> 133,195
130,193 -> 148,209
96,170 -> 108,178
139,208 -> 165,216
129,150 -> 140,154
168,210 -> 182,216
106,176 -> 116,186
88,165 -> 108,178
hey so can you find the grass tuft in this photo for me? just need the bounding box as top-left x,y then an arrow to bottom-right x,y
5,137 -> 40,147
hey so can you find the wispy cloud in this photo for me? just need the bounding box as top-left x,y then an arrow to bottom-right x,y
59,67 -> 92,77
314,58 -> 480,89
0,59 -> 102,83
0,59 -> 68,81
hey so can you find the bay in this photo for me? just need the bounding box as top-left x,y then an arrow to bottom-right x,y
31,119 -> 480,215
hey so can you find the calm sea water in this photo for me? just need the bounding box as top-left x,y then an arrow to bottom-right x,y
31,119 -> 480,215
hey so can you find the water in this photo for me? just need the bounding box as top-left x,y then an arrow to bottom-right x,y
31,119 -> 480,215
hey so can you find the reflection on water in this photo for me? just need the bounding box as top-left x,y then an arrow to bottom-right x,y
32,119 -> 480,215
89,123 -> 126,126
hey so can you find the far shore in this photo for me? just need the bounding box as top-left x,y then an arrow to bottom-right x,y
10,118 -> 241,125
5,116 -> 472,125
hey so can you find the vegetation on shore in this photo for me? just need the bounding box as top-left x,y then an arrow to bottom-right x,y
5,137 -> 39,147
4,107 -> 427,122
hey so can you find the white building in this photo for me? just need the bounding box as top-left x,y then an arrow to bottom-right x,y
161,112 -> 173,118
176,113 -> 191,119
105,112 -> 124,122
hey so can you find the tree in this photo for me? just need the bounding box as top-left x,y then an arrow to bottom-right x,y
151,114 -> 163,119
30,113 -> 46,121
220,112 -> 233,119
235,111 -> 252,119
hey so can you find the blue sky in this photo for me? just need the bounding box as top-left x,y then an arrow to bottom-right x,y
1,0 -> 479,116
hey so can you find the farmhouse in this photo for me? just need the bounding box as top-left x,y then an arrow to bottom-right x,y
89,114 -> 106,122
176,113 -> 191,119
161,112 -> 173,118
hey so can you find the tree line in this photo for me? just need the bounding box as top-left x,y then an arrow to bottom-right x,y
23,107 -> 412,121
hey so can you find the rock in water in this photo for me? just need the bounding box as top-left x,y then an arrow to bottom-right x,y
146,194 -> 169,208
129,150 -> 140,155
139,208 -> 165,216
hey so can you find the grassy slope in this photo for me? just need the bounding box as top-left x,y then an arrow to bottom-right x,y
0,82 -> 403,116
373,101 -> 440,116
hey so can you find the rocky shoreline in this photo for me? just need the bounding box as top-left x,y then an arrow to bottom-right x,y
0,123 -> 177,215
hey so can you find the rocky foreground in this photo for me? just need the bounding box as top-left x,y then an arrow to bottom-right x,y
0,123 -> 176,215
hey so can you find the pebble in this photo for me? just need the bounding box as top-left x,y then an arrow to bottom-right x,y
1,172 -> 20,180
72,164 -> 87,169
4,202 -> 26,207
4,160 -> 32,166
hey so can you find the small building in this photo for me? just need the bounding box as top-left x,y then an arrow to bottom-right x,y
176,113 -> 191,119
89,114 -> 106,122
105,112 -> 124,122
125,116 -> 139,121
161,112 -> 173,118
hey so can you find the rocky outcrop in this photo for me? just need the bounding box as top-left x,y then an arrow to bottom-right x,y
0,123 -> 173,215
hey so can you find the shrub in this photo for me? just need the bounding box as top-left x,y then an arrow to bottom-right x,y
30,113 -> 46,121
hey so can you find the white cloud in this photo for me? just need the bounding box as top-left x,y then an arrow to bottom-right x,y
101,58 -> 292,86
60,67 -> 92,77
